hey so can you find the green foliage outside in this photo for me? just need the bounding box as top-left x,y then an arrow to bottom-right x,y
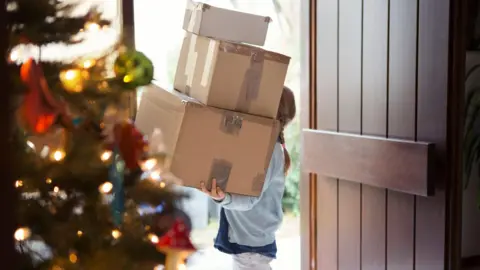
282,118 -> 300,215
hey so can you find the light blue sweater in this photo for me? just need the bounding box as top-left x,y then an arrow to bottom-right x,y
216,142 -> 285,247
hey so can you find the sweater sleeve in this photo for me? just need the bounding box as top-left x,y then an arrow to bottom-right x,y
214,144 -> 281,211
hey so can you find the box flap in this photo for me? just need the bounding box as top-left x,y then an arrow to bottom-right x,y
136,85 -> 193,156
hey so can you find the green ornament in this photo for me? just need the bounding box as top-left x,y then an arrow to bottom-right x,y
114,50 -> 154,90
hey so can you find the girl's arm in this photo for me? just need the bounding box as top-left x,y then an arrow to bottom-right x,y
214,144 -> 281,211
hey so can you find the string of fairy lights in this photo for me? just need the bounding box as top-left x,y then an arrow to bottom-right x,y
9,19 -> 183,269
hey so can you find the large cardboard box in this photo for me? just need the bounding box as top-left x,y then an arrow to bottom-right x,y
135,84 -> 280,196
183,0 -> 271,46
174,32 -> 290,119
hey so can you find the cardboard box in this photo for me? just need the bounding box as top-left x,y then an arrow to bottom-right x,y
135,84 -> 280,196
183,0 -> 271,46
174,32 -> 290,119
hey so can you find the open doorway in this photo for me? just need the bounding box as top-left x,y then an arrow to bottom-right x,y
134,1 -> 302,269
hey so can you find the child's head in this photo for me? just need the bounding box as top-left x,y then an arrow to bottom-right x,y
277,86 -> 296,174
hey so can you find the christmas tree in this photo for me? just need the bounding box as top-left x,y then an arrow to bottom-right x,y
6,0 -> 194,269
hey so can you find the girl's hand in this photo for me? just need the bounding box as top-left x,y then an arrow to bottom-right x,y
200,179 -> 226,201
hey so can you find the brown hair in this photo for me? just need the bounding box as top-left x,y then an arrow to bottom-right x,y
277,86 -> 296,174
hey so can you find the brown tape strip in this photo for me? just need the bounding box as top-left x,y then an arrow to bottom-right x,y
235,51 -> 265,112
207,159 -> 232,191
220,111 -> 243,135
218,42 -> 290,64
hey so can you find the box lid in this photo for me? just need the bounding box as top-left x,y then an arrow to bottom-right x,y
183,0 -> 271,46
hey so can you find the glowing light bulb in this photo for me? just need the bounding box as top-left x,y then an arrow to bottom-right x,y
46,178 -> 52,184
99,182 -> 113,194
85,22 -> 100,32
51,149 -> 66,162
77,230 -> 83,237
26,141 -> 35,150
69,252 -> 78,263
53,186 -> 60,193
14,227 -> 31,241
150,170 -> 161,180
148,233 -> 159,244
9,50 -> 19,62
82,59 -> 96,69
100,150 -> 113,162
140,158 -> 157,171
159,182 -> 166,188
15,180 -> 23,188
111,229 -> 121,239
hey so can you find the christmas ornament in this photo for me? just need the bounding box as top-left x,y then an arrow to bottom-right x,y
20,58 -> 66,134
113,122 -> 148,170
109,146 -> 125,226
156,219 -> 196,270
102,105 -> 146,170
59,68 -> 90,93
114,49 -> 154,90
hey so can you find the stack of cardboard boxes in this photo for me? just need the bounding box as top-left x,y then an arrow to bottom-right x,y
136,1 -> 290,196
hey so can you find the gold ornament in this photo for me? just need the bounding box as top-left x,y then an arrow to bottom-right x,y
59,69 -> 89,93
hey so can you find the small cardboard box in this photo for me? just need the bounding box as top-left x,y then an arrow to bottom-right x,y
183,0 -> 271,46
174,32 -> 290,119
135,84 -> 280,196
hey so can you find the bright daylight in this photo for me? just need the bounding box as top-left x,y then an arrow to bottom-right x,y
134,1 -> 301,269
5,0 -> 470,269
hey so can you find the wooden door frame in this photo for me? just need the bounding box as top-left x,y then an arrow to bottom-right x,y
120,0 -> 138,118
299,0 -> 468,269
299,0 -> 316,269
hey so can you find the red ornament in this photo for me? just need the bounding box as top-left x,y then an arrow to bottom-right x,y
156,219 -> 195,270
20,58 -> 65,134
157,218 -> 195,251
112,121 -> 148,170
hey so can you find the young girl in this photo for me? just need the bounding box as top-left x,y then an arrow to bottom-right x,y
200,86 -> 296,270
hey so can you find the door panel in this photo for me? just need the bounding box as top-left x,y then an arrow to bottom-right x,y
361,0 -> 389,268
315,0 -> 339,269
415,0 -> 449,268
338,0 -> 362,269
386,0 -> 417,269
302,0 -> 454,269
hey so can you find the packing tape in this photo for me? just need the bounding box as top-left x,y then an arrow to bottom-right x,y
184,34 -> 216,95
184,1 -> 210,32
220,111 -> 243,136
235,50 -> 265,112
185,34 -> 198,95
207,158 -> 232,191
200,40 -> 217,87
